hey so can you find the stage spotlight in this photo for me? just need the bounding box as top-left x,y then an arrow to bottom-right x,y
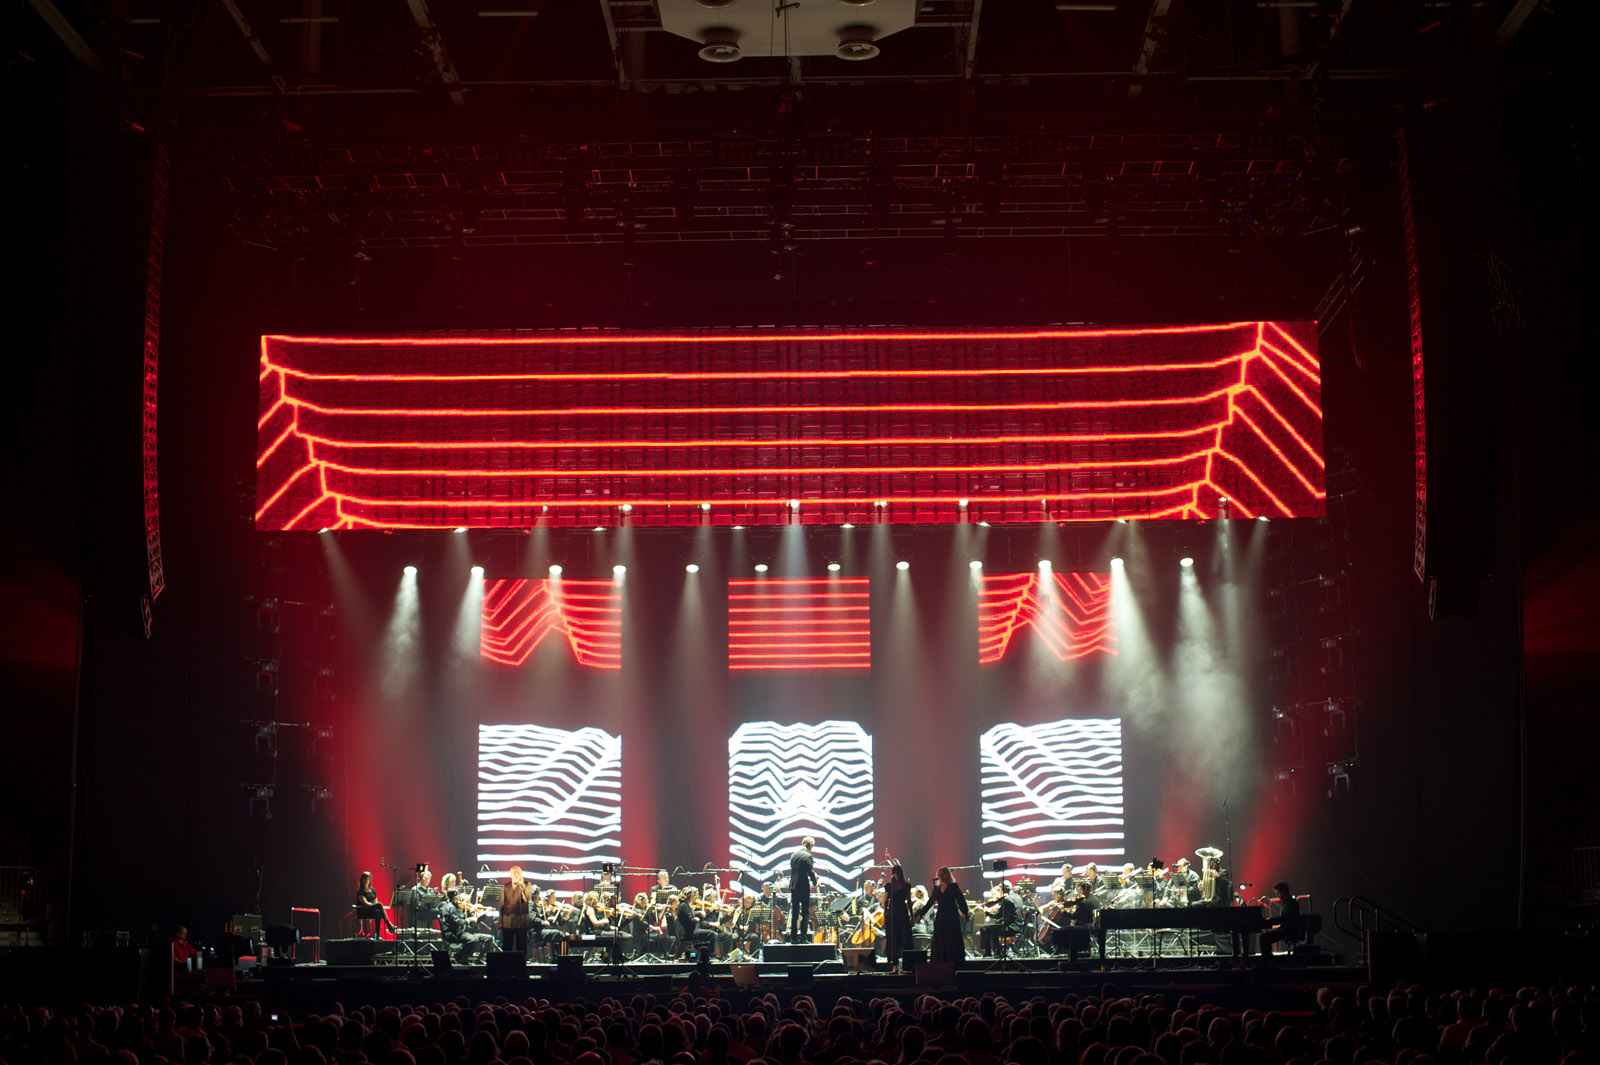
958,499 -> 968,508
685,564 -> 700,574
827,562 -> 841,572
1110,556 -> 1124,568
701,503 -> 712,511
620,504 -> 633,513
404,565 -> 418,576
318,527 -> 329,534
789,499 -> 800,511
754,563 -> 769,573
841,523 -> 854,530
733,525 -> 745,530
978,521 -> 991,528
1038,559 -> 1052,570
1258,516 -> 1269,522
1180,557 -> 1194,568
471,566 -> 484,577
896,560 -> 910,571
593,525 -> 605,532
874,500 -> 887,508
970,560 -> 983,570
548,564 -> 562,575
612,564 -> 626,576
1117,518 -> 1128,524
455,527 -> 467,533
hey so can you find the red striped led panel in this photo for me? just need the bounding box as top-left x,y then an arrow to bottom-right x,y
255,323 -> 1324,529
480,578 -> 621,669
728,578 -> 871,671
977,572 -> 1115,665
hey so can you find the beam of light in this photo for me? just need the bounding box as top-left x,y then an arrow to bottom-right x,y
980,719 -> 1125,879
479,578 -> 621,669
1156,553 -> 1254,865
477,724 -> 621,878
254,323 -> 1326,529
380,569 -> 421,704
728,721 -> 873,892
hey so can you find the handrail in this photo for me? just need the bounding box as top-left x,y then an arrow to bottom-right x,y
1334,895 -> 1423,963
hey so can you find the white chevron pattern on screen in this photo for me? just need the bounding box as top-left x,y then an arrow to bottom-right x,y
980,718 -> 1124,879
729,721 -> 874,893
477,724 -> 621,879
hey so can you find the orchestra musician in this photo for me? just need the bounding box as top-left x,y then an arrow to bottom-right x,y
912,867 -> 970,964
1260,882 -> 1302,959
757,882 -> 785,941
579,889 -> 630,963
1060,881 -> 1100,964
437,879 -> 495,963
498,866 -> 533,954
788,837 -> 819,942
677,887 -> 718,959
1169,858 -> 1198,907
909,884 -> 934,955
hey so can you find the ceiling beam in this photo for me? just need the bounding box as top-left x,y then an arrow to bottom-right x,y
26,0 -> 103,71
963,0 -> 984,80
598,0 -> 629,90
1128,0 -> 1174,100
403,0 -> 467,108
220,0 -> 287,93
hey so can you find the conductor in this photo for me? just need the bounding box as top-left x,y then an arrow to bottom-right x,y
788,837 -> 819,942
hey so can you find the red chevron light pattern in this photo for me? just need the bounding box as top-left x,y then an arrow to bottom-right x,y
728,578 -> 871,671
480,578 -> 621,669
977,572 -> 1115,665
255,323 -> 1324,529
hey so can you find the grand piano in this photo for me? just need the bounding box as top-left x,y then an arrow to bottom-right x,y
1095,906 -> 1268,959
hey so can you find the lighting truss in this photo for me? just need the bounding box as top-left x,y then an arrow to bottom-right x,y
980,718 -> 1124,878
727,578 -> 870,671
976,571 -> 1115,664
477,724 -> 621,879
728,721 -> 874,893
254,323 -> 1325,529
480,578 -> 621,669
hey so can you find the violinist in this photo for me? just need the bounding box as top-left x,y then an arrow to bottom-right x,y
437,879 -> 495,962
677,887 -> 718,959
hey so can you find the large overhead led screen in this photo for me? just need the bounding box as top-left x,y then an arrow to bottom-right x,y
257,323 -> 1324,529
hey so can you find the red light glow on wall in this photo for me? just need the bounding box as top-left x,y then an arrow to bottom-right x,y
728,578 -> 871,671
255,323 -> 1324,529
976,572 -> 1115,665
480,578 -> 621,669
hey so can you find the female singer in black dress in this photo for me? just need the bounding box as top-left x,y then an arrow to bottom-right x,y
354,871 -> 395,936
882,862 -> 914,972
912,866 -> 970,964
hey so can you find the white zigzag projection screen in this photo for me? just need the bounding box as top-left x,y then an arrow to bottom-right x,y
729,721 -> 874,894
980,718 -> 1125,879
478,724 -> 622,878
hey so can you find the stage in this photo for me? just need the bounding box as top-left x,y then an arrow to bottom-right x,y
179,954 -> 1361,1013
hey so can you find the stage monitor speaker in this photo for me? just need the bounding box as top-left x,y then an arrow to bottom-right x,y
486,952 -> 526,979
323,938 -> 382,966
784,964 -> 815,987
729,963 -> 760,987
900,949 -> 927,968
554,955 -> 585,984
761,942 -> 836,963
841,947 -> 876,972
915,962 -> 956,986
